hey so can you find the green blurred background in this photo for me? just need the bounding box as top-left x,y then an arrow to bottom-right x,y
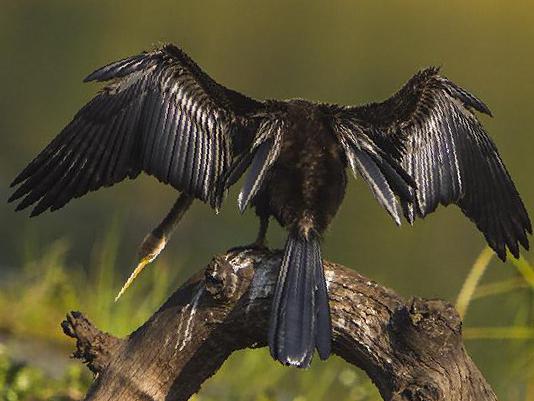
0,1 -> 533,400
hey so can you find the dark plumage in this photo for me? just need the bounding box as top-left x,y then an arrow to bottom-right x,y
10,44 -> 531,367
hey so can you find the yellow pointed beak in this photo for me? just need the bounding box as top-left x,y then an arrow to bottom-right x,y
114,257 -> 151,302
115,232 -> 168,302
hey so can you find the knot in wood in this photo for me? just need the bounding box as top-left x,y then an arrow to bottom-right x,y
204,253 -> 254,302
390,298 -> 462,357
394,380 -> 442,401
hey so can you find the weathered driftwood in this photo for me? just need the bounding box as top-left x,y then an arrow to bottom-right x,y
62,249 -> 497,401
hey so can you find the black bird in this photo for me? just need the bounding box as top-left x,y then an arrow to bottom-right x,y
9,44 -> 531,367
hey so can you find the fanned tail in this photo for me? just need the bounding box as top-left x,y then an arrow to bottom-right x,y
268,233 -> 331,368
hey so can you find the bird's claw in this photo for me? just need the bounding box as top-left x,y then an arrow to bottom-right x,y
227,241 -> 268,254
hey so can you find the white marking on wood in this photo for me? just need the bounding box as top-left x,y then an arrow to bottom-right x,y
175,285 -> 204,351
325,269 -> 336,291
245,267 -> 272,314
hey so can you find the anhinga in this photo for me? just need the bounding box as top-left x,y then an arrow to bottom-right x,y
10,44 -> 531,368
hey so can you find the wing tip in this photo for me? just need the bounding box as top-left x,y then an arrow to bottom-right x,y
525,218 -> 533,235
14,201 -> 29,213
83,49 -> 159,83
82,74 -> 97,83
10,166 -> 34,188
83,67 -> 111,83
509,243 -> 520,260
237,191 -> 248,215
474,101 -> 493,117
490,234 -> 530,262
483,106 -> 493,118
438,75 -> 493,116
10,177 -> 21,188
30,204 -> 47,218
392,211 -> 402,226
7,192 -> 19,204
494,244 -> 507,262
83,67 -> 117,83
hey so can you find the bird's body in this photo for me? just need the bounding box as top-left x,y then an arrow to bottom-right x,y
253,100 -> 347,237
10,44 -> 531,368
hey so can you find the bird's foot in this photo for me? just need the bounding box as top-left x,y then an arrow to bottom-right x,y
115,232 -> 168,301
227,240 -> 269,254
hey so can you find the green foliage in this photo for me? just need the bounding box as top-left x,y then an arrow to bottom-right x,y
0,220 -> 181,341
197,350 -> 379,401
0,345 -> 89,401
455,247 -> 494,319
457,247 -> 534,400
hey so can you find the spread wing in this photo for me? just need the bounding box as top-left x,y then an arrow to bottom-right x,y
331,67 -> 531,260
9,44 -> 263,215
328,108 -> 416,226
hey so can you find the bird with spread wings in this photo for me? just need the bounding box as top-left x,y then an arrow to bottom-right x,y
10,44 -> 531,368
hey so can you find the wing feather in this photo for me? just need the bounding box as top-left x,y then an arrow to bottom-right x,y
352,148 -> 402,225
329,111 -> 415,224
10,44 -> 265,215
237,119 -> 284,213
335,67 -> 531,260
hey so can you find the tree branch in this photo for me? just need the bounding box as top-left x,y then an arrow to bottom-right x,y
62,249 -> 497,401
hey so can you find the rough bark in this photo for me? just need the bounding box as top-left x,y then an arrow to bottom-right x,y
62,249 -> 497,401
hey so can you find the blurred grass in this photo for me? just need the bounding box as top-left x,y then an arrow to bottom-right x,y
0,219 -> 179,341
456,247 -> 494,319
457,247 -> 534,400
0,344 -> 89,401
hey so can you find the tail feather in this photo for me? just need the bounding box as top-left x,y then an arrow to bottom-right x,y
314,242 -> 331,360
268,233 -> 331,367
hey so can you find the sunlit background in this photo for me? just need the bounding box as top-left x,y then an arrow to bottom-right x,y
0,1 -> 533,400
